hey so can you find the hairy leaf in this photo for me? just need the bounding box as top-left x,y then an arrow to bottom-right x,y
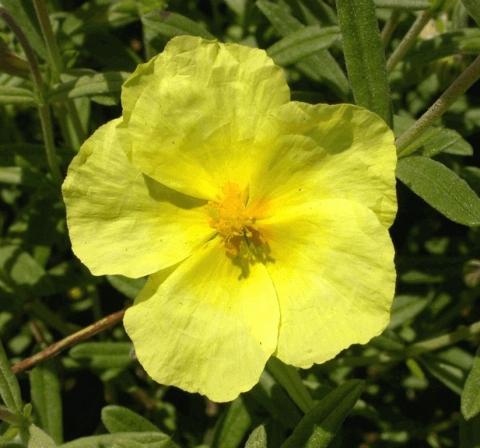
397,156 -> 480,226
30,362 -> 63,444
0,340 -> 22,413
462,346 -> 480,420
336,0 -> 392,125
256,0 -> 349,97
267,26 -> 340,66
245,425 -> 267,448
101,405 -> 161,433
282,380 -> 364,448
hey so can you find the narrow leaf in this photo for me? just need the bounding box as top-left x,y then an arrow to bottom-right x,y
267,357 -> 314,413
462,346 -> 480,420
101,405 -> 160,433
0,339 -> 22,413
28,424 -> 57,448
460,414 -> 480,448
462,0 -> 480,27
406,128 -> 472,157
59,432 -> 173,448
212,397 -> 253,448
374,0 -> 431,9
0,167 -> 22,185
48,72 -> 129,104
282,380 -> 364,448
107,276 -> 146,300
267,25 -> 340,66
250,371 -> 302,429
245,425 -> 267,448
256,0 -> 349,97
0,244 -> 51,299
397,156 -> 480,226
336,0 -> 392,125
142,10 -> 214,41
0,0 -> 46,58
407,29 -> 480,66
68,342 -> 132,370
388,295 -> 431,329
0,86 -> 36,106
394,115 -> 473,157
29,362 -> 63,444
420,349 -> 472,395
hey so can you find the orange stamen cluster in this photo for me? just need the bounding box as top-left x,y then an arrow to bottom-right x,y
207,183 -> 265,257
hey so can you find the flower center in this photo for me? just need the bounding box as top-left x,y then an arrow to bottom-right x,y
207,183 -> 267,259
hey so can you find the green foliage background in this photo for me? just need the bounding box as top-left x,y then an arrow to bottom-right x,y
0,0 -> 480,447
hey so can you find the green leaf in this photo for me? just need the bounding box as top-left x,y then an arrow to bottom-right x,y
394,116 -> 473,157
245,425 -> 267,448
59,432 -> 174,448
374,0 -> 431,8
0,243 -> 52,300
388,294 -> 431,329
225,0 -> 247,16
267,357 -> 314,413
462,346 -> 480,420
107,276 -> 146,300
27,424 -> 57,448
135,0 -> 168,15
0,339 -> 22,413
48,72 -> 129,105
462,0 -> 480,27
406,29 -> 480,66
250,371 -> 302,429
0,86 -> 36,106
256,0 -> 349,98
142,10 -> 214,43
0,0 -> 46,58
420,348 -> 473,395
101,405 -> 160,433
68,342 -> 132,370
336,0 -> 392,126
29,362 -> 63,444
282,380 -> 364,448
0,167 -> 22,185
211,397 -> 253,448
396,156 -> 480,226
407,129 -> 471,157
267,25 -> 340,66
460,414 -> 480,448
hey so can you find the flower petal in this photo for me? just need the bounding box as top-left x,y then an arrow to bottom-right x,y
260,198 -> 395,368
62,119 -> 213,278
250,102 -> 397,228
123,239 -> 279,402
125,35 -> 290,199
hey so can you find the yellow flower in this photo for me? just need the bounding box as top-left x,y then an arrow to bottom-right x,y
62,36 -> 397,402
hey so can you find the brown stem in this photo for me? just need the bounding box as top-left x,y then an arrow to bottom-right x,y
386,10 -> 432,72
11,309 -> 126,374
397,54 -> 480,155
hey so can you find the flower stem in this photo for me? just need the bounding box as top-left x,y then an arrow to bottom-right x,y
396,54 -> 480,155
386,10 -> 431,72
381,10 -> 400,48
32,0 -> 85,146
32,0 -> 63,78
11,310 -> 126,374
406,320 -> 480,356
0,7 -> 61,185
336,319 -> 480,368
